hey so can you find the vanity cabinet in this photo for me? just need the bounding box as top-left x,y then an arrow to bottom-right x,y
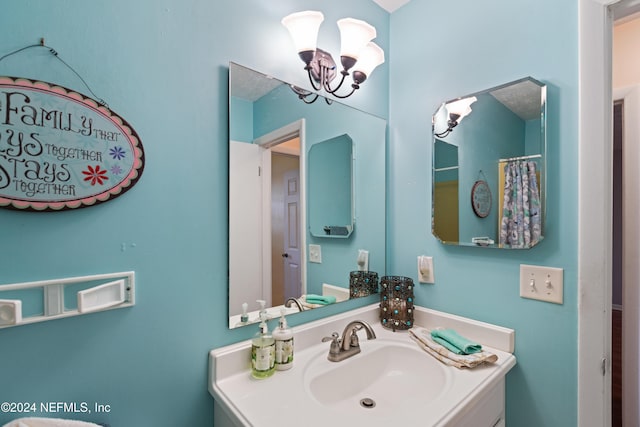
212,379 -> 507,427
446,378 -> 505,426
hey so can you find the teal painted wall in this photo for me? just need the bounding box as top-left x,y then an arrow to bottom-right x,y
389,1 -> 578,426
0,1 -> 388,426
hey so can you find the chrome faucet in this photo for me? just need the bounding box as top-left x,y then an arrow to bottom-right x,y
285,297 -> 304,312
322,320 -> 376,362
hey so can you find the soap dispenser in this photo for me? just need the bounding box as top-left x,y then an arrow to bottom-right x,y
234,302 -> 249,327
273,308 -> 294,370
251,309 -> 275,379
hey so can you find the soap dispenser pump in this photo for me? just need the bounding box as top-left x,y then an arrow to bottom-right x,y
257,299 -> 268,321
273,308 -> 294,370
251,308 -> 275,379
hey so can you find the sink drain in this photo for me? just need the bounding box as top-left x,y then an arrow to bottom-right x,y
360,398 -> 376,409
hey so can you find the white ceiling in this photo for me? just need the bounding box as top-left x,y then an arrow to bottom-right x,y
372,0 -> 411,13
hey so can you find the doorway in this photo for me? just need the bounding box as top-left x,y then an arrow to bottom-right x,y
253,119 -> 307,308
611,99 -> 623,427
578,1 -> 640,425
611,8 -> 640,426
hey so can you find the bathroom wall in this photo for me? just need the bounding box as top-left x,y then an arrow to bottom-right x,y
0,1 -> 388,426
389,1 -> 578,426
0,1 -> 583,426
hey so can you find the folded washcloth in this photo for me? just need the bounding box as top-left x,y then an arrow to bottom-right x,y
431,328 -> 482,354
304,294 -> 337,305
409,327 -> 498,369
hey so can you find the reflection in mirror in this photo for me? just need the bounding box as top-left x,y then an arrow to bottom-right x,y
432,77 -> 546,249
228,63 -> 386,328
308,134 -> 354,238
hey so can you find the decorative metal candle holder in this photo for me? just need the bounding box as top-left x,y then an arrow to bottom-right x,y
349,271 -> 379,298
379,276 -> 414,331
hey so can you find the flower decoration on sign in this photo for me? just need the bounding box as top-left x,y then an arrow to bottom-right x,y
110,165 -> 123,176
109,146 -> 126,160
82,165 -> 109,186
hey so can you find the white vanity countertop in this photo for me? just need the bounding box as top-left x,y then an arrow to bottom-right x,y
210,304 -> 516,427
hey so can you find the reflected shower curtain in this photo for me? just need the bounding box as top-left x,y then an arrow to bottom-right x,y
499,161 -> 541,248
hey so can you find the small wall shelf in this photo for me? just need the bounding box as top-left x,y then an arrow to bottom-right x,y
0,271 -> 135,329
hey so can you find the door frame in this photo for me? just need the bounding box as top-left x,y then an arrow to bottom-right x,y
578,0 -> 615,425
577,1 -> 640,425
254,119 -> 307,303
613,84 -> 640,426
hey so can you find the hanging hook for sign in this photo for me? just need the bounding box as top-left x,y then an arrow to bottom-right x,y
0,39 -> 109,108
477,169 -> 488,183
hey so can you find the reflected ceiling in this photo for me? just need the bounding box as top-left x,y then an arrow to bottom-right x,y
371,0 -> 411,12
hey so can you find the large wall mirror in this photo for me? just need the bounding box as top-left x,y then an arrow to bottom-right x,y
228,63 -> 386,328
432,77 -> 547,249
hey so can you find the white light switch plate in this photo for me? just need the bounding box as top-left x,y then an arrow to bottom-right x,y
309,244 -> 322,263
519,264 -> 563,304
418,256 -> 434,283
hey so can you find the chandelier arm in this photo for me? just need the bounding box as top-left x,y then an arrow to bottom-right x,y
434,129 -> 451,138
306,67 -> 322,91
323,71 -> 349,95
301,93 -> 320,104
328,84 -> 359,99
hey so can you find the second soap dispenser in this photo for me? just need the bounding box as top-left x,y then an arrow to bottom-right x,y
273,308 -> 294,370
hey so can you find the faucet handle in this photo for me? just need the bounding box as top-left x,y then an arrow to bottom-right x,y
322,332 -> 341,355
321,332 -> 339,342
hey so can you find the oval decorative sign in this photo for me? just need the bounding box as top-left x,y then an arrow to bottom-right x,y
0,77 -> 144,211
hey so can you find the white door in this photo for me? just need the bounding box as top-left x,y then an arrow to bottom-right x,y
229,141 -> 264,315
283,170 -> 301,299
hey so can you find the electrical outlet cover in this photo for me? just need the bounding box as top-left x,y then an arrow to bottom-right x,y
309,244 -> 322,263
417,256 -> 434,283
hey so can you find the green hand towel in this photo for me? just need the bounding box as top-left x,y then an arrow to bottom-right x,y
305,294 -> 337,305
430,329 -> 482,355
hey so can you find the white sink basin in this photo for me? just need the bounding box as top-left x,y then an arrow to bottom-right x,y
210,304 -> 516,427
304,339 -> 452,412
